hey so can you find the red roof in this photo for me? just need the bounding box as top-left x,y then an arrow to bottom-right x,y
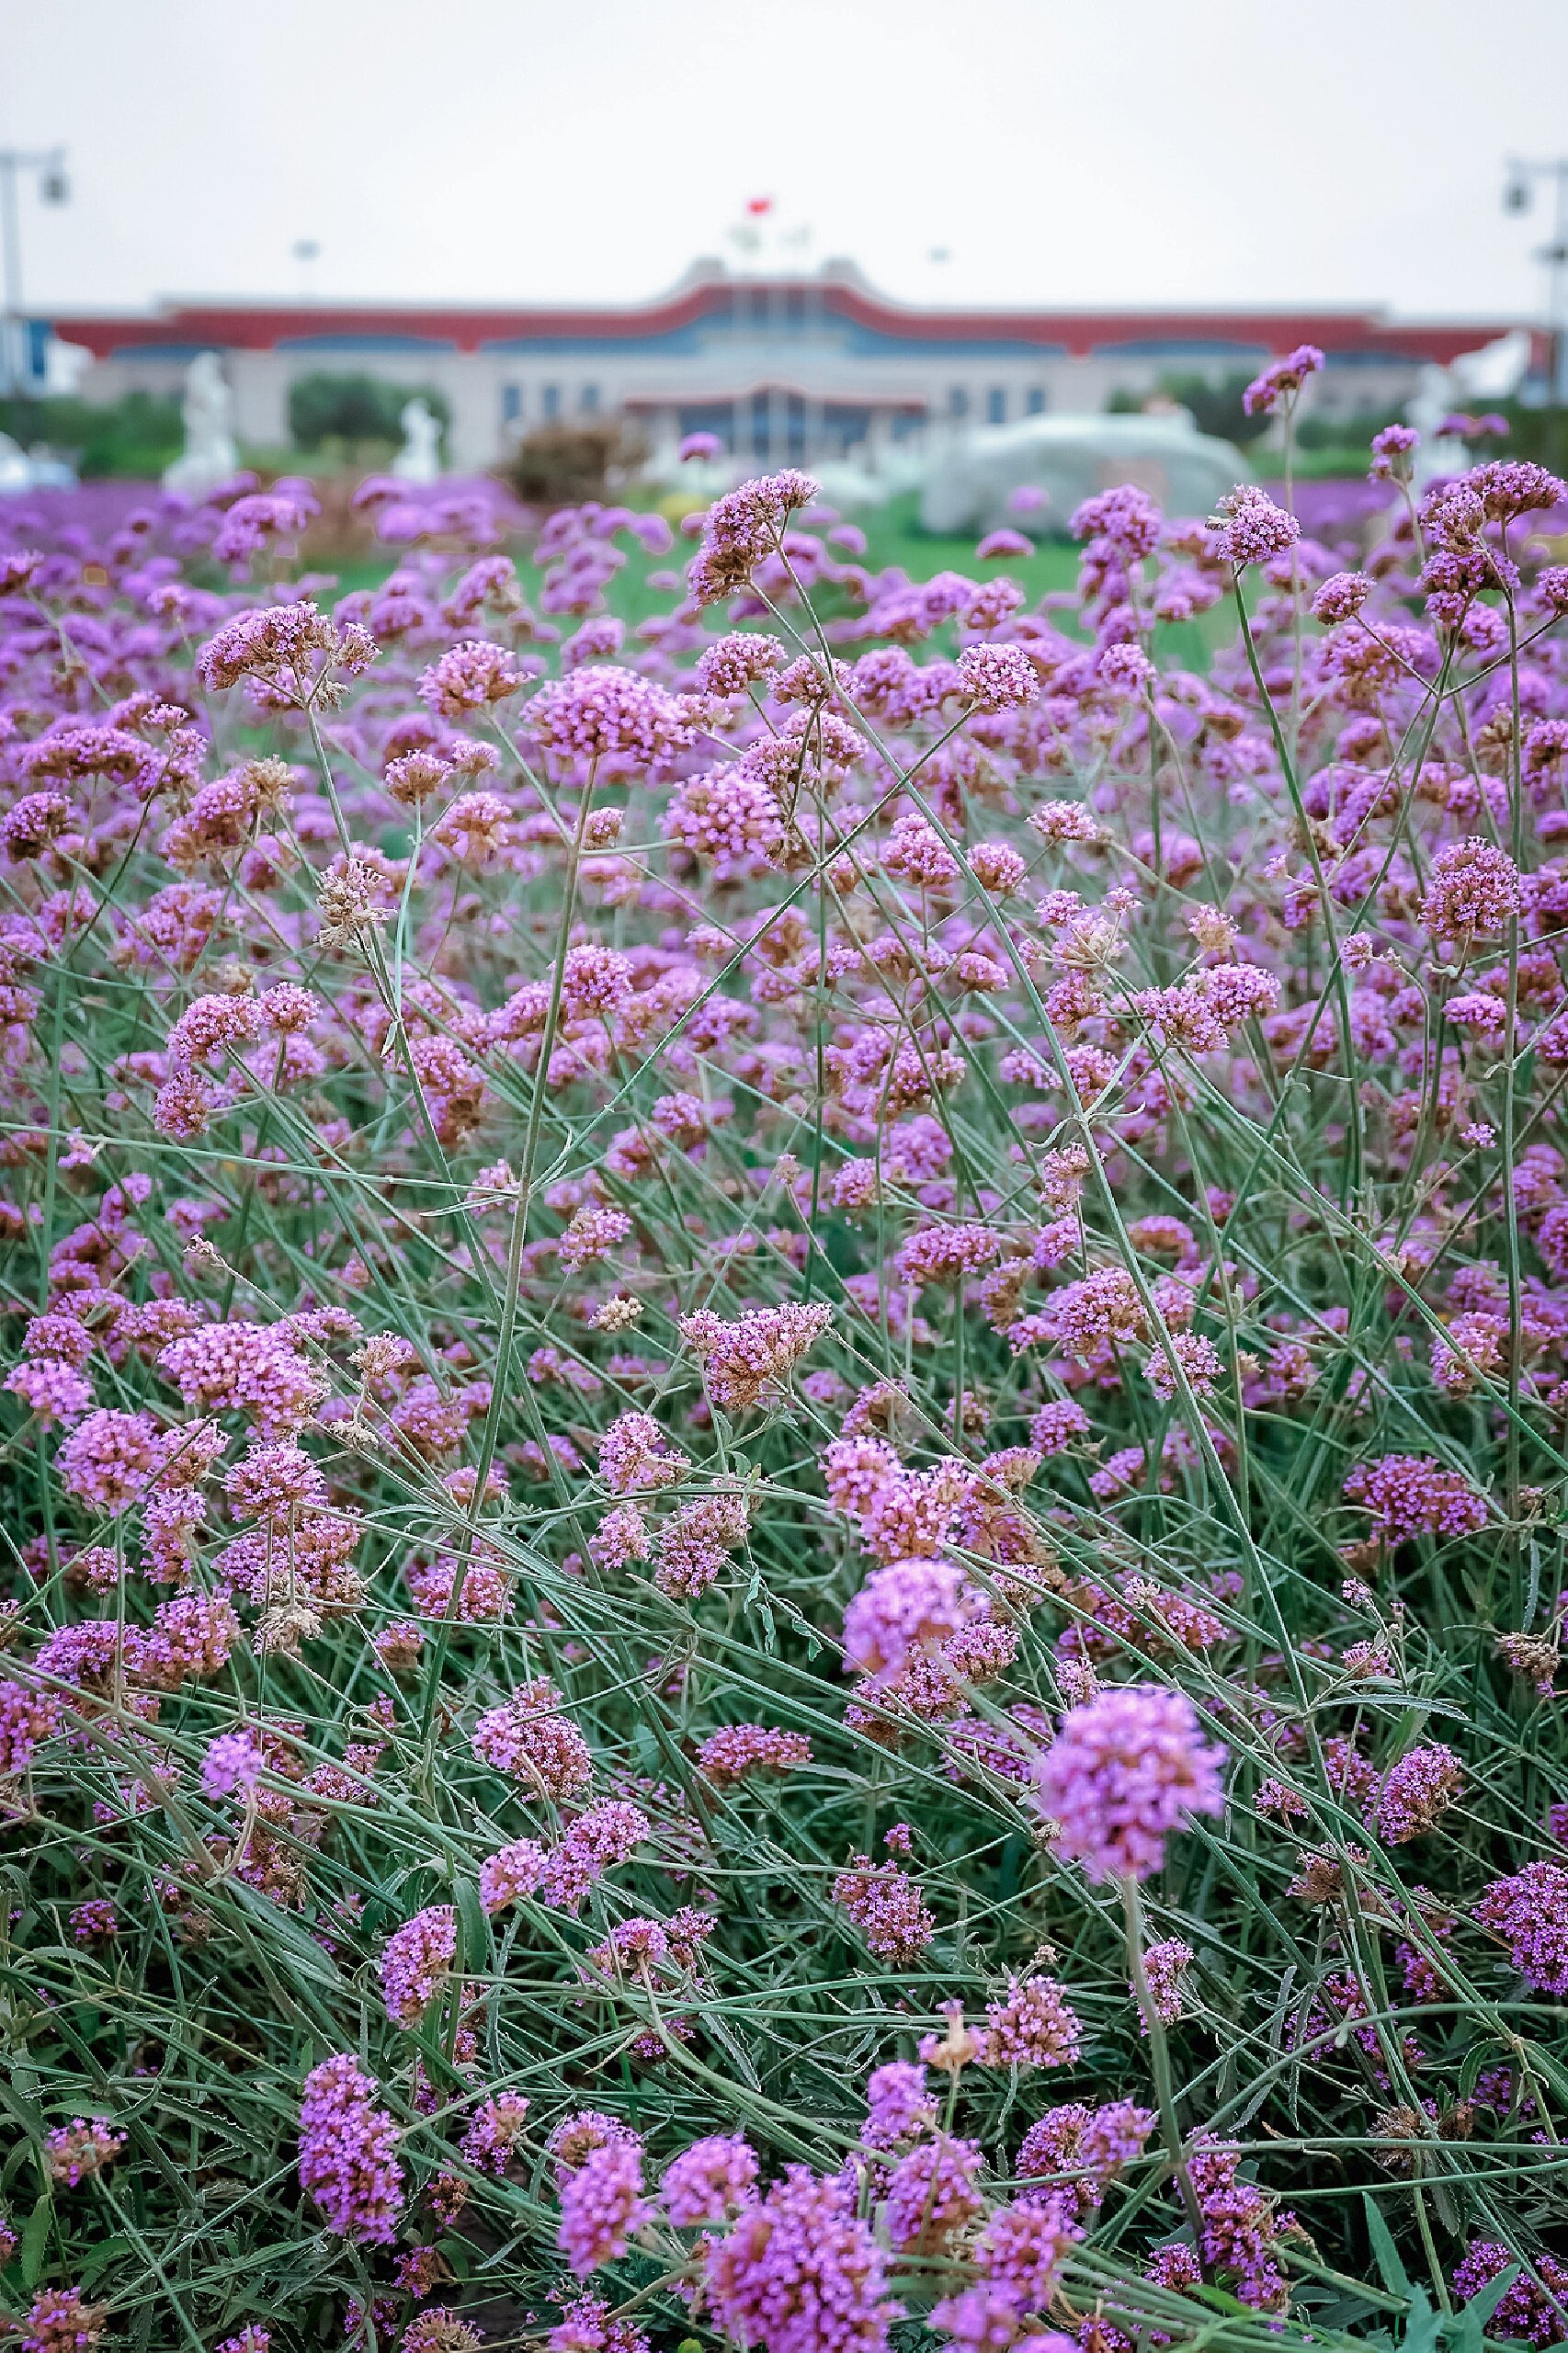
49,268 -> 1546,368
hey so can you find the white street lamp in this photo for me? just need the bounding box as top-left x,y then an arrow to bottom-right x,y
0,147 -> 69,397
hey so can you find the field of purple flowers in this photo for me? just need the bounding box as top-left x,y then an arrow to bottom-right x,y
0,347 -> 1565,2353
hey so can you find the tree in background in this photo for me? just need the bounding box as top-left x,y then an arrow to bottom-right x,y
1154,373 -> 1275,447
1102,377 -> 1272,443
1107,374 -> 1412,466
287,372 -> 450,459
0,390 -> 183,477
1484,398 -> 1568,475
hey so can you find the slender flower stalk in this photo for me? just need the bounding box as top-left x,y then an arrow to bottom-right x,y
1123,1874 -> 1201,2237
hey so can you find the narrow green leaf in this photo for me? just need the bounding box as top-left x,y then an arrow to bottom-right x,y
79,2232 -> 133,2289
1362,2192 -> 1413,2304
19,2192 -> 51,2290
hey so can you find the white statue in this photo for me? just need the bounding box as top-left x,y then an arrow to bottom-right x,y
1407,364 -> 1470,483
392,397 -> 442,484
163,352 -> 239,496
1408,331 -> 1533,483
0,433 -> 35,496
1451,327 -> 1534,404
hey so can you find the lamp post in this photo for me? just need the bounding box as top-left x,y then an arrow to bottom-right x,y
1504,157 -> 1568,403
291,238 -> 321,301
0,147 -> 69,398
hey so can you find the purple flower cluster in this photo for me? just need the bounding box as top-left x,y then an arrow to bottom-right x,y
832,1853 -> 936,1962
1213,486 -> 1301,568
971,1975 -> 1083,2070
928,2194 -> 1080,2352
472,1676 -> 594,1795
679,1301 -> 834,1410
1017,2101 -> 1153,2212
698,1723 -> 812,1783
460,2090 -> 530,2176
1138,1937 -> 1194,2027
0,1680 -> 63,1777
379,1901 -> 458,2025
14,2287 -> 108,2352
1453,2242 -> 1568,2347
297,2054 -> 403,2244
1475,1862 -> 1568,1994
44,2117 -> 125,2188
1035,1686 -> 1227,1881
884,2134 -> 985,2251
1187,2135 -> 1292,2311
1375,1743 -> 1464,1843
200,1728 -> 264,1801
661,2132 -> 759,2225
687,471 -> 820,606
703,2164 -> 903,2353
862,2061 -> 937,2149
526,663 -> 697,770
559,2132 -> 647,2276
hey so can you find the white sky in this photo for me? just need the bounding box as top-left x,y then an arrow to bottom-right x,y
4,0 -> 1567,324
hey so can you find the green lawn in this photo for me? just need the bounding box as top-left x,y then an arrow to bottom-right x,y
317,485 -> 1238,667
854,490 -> 1080,587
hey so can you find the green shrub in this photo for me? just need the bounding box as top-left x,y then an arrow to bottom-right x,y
287,371 -> 450,457
0,390 -> 184,477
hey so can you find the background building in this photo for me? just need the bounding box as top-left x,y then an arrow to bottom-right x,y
48,258 -> 1551,474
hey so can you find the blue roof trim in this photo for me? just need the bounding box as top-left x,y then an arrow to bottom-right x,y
840,324 -> 1069,359
108,341 -> 212,361
480,322 -> 1070,361
1090,337 -> 1271,359
99,324 -> 1437,371
273,333 -> 459,354
481,324 -> 710,357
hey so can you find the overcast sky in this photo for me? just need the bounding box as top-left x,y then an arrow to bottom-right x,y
4,0 -> 1567,323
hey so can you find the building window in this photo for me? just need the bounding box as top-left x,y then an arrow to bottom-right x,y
501,383 -> 523,426
986,387 -> 1006,425
1026,386 -> 1047,415
679,401 -> 737,447
824,402 -> 871,453
541,384 -> 562,421
948,385 -> 970,419
581,383 -> 601,415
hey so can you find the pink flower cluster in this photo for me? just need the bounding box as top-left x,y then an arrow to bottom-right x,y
832,1854 -> 937,1962
558,2131 -> 647,2275
697,1723 -> 812,1784
702,2163 -> 904,2353
472,1677 -> 594,1795
678,1302 -> 834,1410
1034,1686 -> 1227,1881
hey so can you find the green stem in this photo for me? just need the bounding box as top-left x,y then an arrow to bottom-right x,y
1122,1873 -> 1202,2241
